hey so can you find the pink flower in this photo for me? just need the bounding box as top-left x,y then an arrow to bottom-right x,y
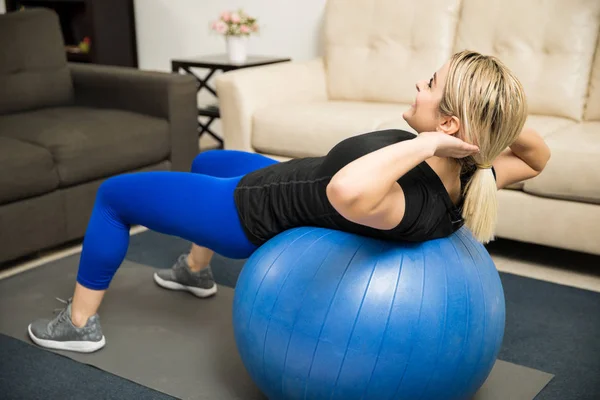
213,21 -> 227,34
220,11 -> 231,22
230,12 -> 241,23
240,25 -> 250,34
251,23 -> 259,32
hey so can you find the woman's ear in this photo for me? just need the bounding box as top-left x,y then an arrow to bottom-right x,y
437,115 -> 460,136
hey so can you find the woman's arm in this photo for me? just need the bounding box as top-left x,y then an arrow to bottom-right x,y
326,138 -> 433,229
326,132 -> 478,229
493,128 -> 551,189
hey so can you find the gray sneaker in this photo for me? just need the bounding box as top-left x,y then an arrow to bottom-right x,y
153,254 -> 218,298
28,298 -> 106,353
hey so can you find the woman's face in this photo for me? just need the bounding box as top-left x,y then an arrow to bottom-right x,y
403,61 -> 450,133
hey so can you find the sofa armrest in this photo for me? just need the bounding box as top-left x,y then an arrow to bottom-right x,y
69,63 -> 198,172
216,59 -> 328,151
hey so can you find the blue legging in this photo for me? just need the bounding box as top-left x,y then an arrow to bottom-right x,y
77,150 -> 279,290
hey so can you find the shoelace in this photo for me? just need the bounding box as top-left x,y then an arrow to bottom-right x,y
177,254 -> 189,268
47,297 -> 73,332
53,297 -> 72,314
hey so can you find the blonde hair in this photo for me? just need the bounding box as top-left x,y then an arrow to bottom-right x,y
439,50 -> 528,243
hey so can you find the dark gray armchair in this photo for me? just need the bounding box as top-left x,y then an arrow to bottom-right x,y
0,9 -> 198,263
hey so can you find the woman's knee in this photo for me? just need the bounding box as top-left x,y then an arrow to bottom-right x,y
96,174 -> 132,207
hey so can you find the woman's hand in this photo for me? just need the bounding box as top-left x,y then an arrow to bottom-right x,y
416,131 -> 479,159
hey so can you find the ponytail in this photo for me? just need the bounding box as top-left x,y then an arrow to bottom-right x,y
440,50 -> 528,243
462,166 -> 497,243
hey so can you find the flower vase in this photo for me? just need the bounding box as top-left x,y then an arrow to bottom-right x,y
226,36 -> 247,64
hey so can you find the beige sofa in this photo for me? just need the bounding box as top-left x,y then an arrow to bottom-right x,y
216,0 -> 600,256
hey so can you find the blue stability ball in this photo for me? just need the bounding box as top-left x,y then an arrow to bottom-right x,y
233,227 -> 505,400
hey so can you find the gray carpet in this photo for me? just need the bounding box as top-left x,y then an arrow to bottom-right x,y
0,259 -> 263,400
0,236 -> 557,399
0,333 -> 176,400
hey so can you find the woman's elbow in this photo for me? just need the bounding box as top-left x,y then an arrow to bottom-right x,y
535,144 -> 551,173
526,140 -> 551,173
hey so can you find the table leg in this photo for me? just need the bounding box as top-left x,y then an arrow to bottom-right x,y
198,117 -> 224,148
183,67 -> 218,97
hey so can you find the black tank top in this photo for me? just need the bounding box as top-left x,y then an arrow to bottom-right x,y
234,129 -> 484,246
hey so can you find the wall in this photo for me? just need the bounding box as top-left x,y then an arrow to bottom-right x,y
133,0 -> 327,148
0,1 -> 5,13
134,0 -> 326,72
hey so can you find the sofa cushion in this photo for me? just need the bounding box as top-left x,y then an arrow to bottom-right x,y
454,0 -> 600,121
584,32 -> 600,121
0,136 -> 59,204
496,189 -> 600,256
523,122 -> 600,204
0,9 -> 73,115
252,101 -> 410,157
324,0 -> 461,103
0,107 -> 170,187
524,115 -> 577,137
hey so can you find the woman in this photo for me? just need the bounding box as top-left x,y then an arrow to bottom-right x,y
28,50 -> 550,352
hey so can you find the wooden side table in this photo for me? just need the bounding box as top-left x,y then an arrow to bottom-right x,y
171,54 -> 291,148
